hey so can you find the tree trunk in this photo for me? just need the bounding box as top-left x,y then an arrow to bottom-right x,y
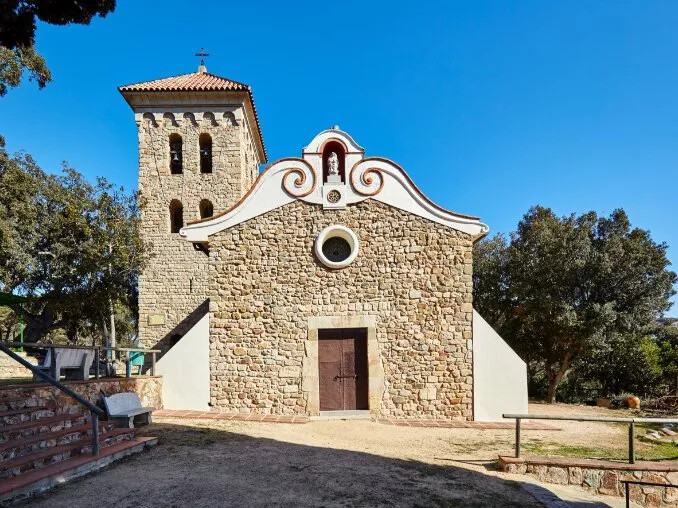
546,352 -> 573,404
21,308 -> 57,343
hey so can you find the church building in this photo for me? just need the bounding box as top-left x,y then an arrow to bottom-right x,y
119,64 -> 527,421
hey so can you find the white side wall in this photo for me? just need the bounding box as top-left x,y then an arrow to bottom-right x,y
155,313 -> 210,411
473,310 -> 528,421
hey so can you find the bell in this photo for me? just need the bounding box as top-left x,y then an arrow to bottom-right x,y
172,152 -> 179,162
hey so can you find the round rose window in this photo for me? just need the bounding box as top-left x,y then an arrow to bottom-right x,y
315,225 -> 359,269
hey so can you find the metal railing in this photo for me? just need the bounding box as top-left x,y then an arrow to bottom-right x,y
0,342 -> 105,456
1,341 -> 160,378
621,480 -> 678,508
504,413 -> 678,464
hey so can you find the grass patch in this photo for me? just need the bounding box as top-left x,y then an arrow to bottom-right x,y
0,377 -> 35,386
523,439 -> 678,462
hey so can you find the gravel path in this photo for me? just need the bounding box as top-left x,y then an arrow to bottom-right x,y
25,419 -> 542,507
24,403 -> 638,507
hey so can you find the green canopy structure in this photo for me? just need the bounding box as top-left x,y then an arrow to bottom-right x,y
0,292 -> 28,305
0,292 -> 28,350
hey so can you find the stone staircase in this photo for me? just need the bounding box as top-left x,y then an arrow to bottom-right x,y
0,384 -> 157,503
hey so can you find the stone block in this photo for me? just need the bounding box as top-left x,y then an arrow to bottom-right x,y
279,366 -> 301,378
568,467 -> 582,485
545,466 -> 569,485
598,471 -> 619,496
419,388 -> 437,400
583,469 -> 602,489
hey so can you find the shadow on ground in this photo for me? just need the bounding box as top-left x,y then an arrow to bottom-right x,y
22,422 -> 603,507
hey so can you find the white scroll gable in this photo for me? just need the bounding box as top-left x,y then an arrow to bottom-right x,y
180,128 -> 489,242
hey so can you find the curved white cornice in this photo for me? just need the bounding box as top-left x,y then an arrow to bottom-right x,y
180,129 -> 489,242
180,158 -> 314,242
350,157 -> 489,235
303,128 -> 364,154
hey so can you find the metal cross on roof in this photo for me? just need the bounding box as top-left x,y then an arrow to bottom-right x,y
195,48 -> 210,66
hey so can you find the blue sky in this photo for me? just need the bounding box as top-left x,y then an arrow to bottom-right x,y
1,1 -> 677,314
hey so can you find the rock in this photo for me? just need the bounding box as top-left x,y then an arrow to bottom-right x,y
660,427 -> 677,436
598,471 -> 619,496
646,492 -> 663,507
568,467 -> 582,485
545,466 -> 569,485
627,395 -> 641,409
583,468 -> 602,489
279,366 -> 301,378
419,387 -> 437,400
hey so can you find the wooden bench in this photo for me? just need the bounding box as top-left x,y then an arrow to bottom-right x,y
102,392 -> 154,428
33,347 -> 94,382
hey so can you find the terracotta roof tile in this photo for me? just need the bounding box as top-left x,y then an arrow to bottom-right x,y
118,71 -> 267,162
118,71 -> 249,92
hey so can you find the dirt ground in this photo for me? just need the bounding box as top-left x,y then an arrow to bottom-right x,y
24,403 -> 652,507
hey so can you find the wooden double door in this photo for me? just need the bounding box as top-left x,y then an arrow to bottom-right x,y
318,328 -> 368,411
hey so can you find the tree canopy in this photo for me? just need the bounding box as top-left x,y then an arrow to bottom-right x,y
0,0 -> 115,96
473,206 -> 676,403
0,140 -> 147,344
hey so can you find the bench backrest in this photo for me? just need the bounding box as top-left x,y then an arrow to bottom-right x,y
104,392 -> 142,415
41,348 -> 52,367
55,348 -> 93,367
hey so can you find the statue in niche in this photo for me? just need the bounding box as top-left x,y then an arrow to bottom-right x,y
327,152 -> 339,176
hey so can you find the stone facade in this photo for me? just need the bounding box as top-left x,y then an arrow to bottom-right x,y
136,108 -> 259,350
208,199 -> 474,419
121,72 -> 497,420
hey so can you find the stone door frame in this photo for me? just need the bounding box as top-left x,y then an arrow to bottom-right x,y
303,316 -> 384,416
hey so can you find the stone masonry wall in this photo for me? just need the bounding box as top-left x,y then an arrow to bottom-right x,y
502,458 -> 678,506
0,376 -> 163,413
208,199 -> 474,419
137,109 -> 251,351
0,352 -> 37,379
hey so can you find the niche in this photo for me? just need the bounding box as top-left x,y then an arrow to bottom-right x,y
322,140 -> 346,183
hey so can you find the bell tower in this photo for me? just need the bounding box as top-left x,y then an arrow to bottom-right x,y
119,63 -> 266,350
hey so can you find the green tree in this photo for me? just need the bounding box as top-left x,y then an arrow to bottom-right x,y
473,206 -> 676,403
0,0 -> 115,96
574,334 -> 663,398
655,321 -> 678,394
0,141 -> 147,344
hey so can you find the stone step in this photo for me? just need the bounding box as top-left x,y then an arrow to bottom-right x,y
0,405 -> 55,426
0,413 -> 88,442
0,436 -> 158,504
0,387 -> 38,400
0,421 -> 116,461
0,395 -> 42,412
0,427 -> 136,479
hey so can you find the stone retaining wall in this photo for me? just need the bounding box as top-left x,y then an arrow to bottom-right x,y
0,351 -> 37,379
500,455 -> 678,506
0,377 -> 163,413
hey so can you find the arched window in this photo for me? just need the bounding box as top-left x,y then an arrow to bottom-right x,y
199,199 -> 214,219
199,133 -> 212,173
322,140 -> 346,183
169,134 -> 183,174
169,199 -> 183,233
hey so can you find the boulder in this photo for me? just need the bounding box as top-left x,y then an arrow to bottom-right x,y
627,396 -> 641,409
